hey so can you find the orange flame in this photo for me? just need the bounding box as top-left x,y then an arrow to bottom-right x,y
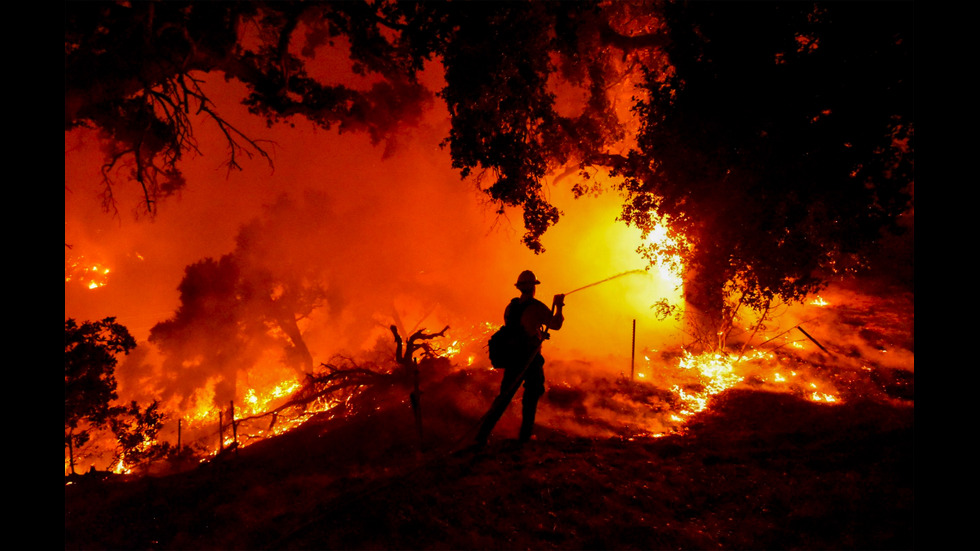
65,255 -> 111,290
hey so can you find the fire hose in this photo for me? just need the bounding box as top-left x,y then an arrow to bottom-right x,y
469,269 -> 651,446
560,269 -> 648,296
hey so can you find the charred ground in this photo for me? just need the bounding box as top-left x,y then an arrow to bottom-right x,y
65,384 -> 912,550
66,274 -> 914,550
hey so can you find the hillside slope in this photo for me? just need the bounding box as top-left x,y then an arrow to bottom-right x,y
66,387 -> 912,550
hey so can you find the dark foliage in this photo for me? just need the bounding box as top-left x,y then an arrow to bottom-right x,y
67,1 -> 913,343
65,1 -> 658,253
149,252 -> 324,410
617,1 -> 913,342
65,317 -> 137,473
66,1 -> 442,213
110,400 -> 174,469
149,195 -> 329,410
64,388 -> 913,550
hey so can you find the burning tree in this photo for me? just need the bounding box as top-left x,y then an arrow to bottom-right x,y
438,1 -> 914,348
109,400 -> 173,473
65,317 -> 136,475
67,1 -> 912,350
64,0 -> 655,237
614,2 -> 913,348
149,251 -> 324,412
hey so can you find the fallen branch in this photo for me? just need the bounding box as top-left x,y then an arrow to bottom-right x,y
757,316 -> 821,349
232,324 -> 452,447
796,325 -> 831,354
233,359 -> 393,425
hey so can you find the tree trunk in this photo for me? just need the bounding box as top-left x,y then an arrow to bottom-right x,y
277,313 -> 314,372
67,430 -> 76,475
682,245 -> 730,352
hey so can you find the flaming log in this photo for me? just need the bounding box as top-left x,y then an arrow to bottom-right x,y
234,361 -> 395,427
229,320 -> 449,431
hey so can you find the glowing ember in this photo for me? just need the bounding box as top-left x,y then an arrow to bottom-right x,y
65,255 -> 111,290
671,350 -> 750,416
443,340 -> 463,358
111,457 -> 131,475
759,362 -> 840,404
811,392 -> 838,403
432,323 -> 497,369
664,346 -> 843,421
241,379 -> 303,417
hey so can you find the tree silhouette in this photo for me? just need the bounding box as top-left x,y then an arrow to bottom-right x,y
615,1 -> 913,348
65,317 -> 137,474
110,400 -> 173,471
149,203 -> 326,411
68,1 -> 913,349
66,1 -> 448,214
64,1 -> 654,250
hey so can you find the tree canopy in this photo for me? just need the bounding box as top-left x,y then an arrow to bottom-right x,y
66,1 -> 913,348
149,199 -> 326,409
66,0 -> 441,212
616,1 -> 913,345
65,0 -> 655,250
65,317 -> 137,473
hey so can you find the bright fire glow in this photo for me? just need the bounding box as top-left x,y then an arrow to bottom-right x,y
241,379 -> 302,417
671,350 -> 750,416
664,347 -> 842,422
65,255 -> 111,290
444,340 -> 463,358
643,223 -> 684,287
111,457 -> 131,475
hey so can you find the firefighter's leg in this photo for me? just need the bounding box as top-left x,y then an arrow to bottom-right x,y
519,356 -> 546,443
476,366 -> 523,445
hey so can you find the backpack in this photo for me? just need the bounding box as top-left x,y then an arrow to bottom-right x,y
488,299 -> 533,369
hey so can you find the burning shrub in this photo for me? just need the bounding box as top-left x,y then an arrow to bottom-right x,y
65,317 -> 178,476
65,317 -> 136,475
109,400 -> 175,474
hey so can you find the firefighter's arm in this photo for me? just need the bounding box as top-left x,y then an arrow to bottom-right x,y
548,294 -> 565,330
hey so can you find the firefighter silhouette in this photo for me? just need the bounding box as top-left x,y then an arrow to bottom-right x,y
476,270 -> 565,446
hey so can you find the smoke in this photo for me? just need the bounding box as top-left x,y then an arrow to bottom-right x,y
66,78 -> 912,464
66,68 -> 685,446
736,284 -> 915,374
65,35 -> 912,475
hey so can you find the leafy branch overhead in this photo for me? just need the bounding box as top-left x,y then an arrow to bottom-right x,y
67,1 -> 912,347
65,0 -> 662,252
66,1 -> 440,215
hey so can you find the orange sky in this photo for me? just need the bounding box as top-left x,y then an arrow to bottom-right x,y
65,63 -> 684,382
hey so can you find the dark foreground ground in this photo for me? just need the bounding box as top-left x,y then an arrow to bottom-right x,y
65,386 -> 913,550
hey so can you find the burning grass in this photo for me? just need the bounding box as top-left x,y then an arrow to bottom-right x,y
65,387 -> 912,550
68,284 -> 911,473
66,279 -> 912,549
